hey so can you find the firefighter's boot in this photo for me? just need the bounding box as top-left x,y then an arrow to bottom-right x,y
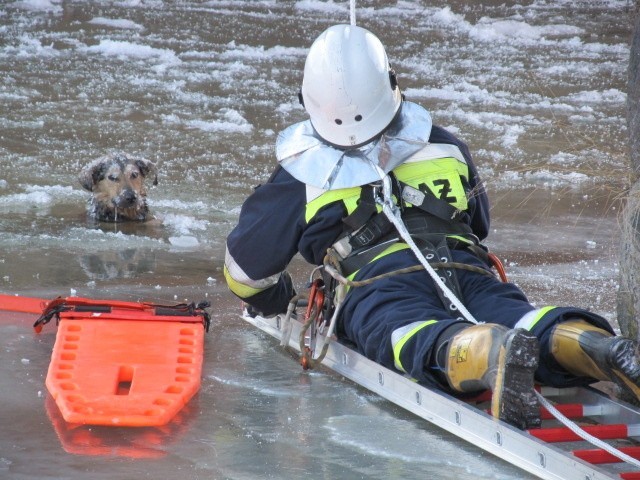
550,320 -> 640,403
443,324 -> 540,429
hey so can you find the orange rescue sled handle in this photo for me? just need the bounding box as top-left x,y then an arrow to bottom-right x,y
33,296 -> 211,333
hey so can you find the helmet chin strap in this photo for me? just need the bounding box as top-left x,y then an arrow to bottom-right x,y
374,168 -> 480,325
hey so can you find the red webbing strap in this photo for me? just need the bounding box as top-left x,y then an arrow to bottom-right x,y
487,252 -> 508,282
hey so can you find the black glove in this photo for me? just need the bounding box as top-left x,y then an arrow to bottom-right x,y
245,304 -> 262,318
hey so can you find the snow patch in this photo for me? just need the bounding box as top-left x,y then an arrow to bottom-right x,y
566,89 -> 626,104
168,236 -> 199,248
11,0 -> 62,12
221,41 -> 307,61
88,17 -> 144,31
163,108 -> 253,134
85,40 -> 180,64
294,0 -> 346,14
162,213 -> 208,235
0,185 -> 81,207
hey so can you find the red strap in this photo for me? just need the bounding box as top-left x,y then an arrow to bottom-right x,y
487,252 -> 508,282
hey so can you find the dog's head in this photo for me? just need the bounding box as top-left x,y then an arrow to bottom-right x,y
79,153 -> 158,222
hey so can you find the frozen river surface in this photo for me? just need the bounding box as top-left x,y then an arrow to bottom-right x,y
0,0 -> 633,478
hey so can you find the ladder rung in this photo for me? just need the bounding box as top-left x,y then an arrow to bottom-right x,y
573,446 -> 640,464
529,424 -> 630,442
540,403 -> 585,420
620,472 -> 640,480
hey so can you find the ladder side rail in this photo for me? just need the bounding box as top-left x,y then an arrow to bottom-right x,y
243,312 -> 622,480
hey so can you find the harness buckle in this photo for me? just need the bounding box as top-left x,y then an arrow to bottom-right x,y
352,224 -> 379,246
401,184 -> 425,206
332,236 -> 352,259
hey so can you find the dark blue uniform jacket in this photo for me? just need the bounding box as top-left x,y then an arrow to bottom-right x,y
226,124 -> 613,389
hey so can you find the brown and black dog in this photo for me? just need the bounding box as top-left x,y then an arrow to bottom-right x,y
79,153 -> 158,222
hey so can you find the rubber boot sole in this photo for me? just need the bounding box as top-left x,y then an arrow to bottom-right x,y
605,339 -> 640,406
491,329 -> 541,429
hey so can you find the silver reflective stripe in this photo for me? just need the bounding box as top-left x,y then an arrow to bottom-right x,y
305,184 -> 326,203
224,247 -> 281,290
405,143 -> 467,164
514,309 -> 540,330
391,320 -> 436,372
392,321 -> 428,347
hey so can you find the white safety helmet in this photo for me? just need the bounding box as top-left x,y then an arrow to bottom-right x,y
299,24 -> 402,148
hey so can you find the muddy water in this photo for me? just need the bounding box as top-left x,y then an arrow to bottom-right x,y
0,1 -> 633,479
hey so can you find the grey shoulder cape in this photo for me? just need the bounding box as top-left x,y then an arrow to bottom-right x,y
276,101 -> 433,190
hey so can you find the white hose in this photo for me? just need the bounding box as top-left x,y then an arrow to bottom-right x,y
350,0 -> 356,25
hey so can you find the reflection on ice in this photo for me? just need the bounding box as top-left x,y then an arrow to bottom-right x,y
79,248 -> 156,281
325,414 -> 521,479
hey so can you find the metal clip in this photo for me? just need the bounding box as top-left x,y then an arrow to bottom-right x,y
401,185 -> 425,206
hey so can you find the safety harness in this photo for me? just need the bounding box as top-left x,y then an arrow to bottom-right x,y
295,175 -> 499,370
324,174 -> 492,317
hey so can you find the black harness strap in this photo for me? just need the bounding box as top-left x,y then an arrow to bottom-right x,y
349,213 -> 394,250
401,211 -> 475,240
342,185 -> 378,232
399,181 -> 465,222
420,236 -> 465,318
338,238 -> 399,277
336,183 -> 396,255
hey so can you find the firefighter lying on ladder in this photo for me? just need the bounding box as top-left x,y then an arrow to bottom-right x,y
224,24 -> 640,430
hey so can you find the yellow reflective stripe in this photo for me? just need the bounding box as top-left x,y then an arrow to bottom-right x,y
393,320 -> 438,373
346,242 -> 410,281
394,157 -> 469,181
394,157 -> 470,211
522,306 -> 557,330
305,187 -> 361,223
447,234 -> 474,245
305,156 -> 470,224
224,265 -> 266,299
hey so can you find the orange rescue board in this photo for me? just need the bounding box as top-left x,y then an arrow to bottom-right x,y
0,293 -> 47,315
33,296 -> 210,427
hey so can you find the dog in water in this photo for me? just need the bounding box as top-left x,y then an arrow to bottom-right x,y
79,153 -> 158,222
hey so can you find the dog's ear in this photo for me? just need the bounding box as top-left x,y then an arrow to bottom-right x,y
78,158 -> 108,192
135,158 -> 158,186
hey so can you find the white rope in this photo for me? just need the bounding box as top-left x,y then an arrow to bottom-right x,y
376,175 -> 480,324
535,391 -> 640,469
349,0 -> 356,25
